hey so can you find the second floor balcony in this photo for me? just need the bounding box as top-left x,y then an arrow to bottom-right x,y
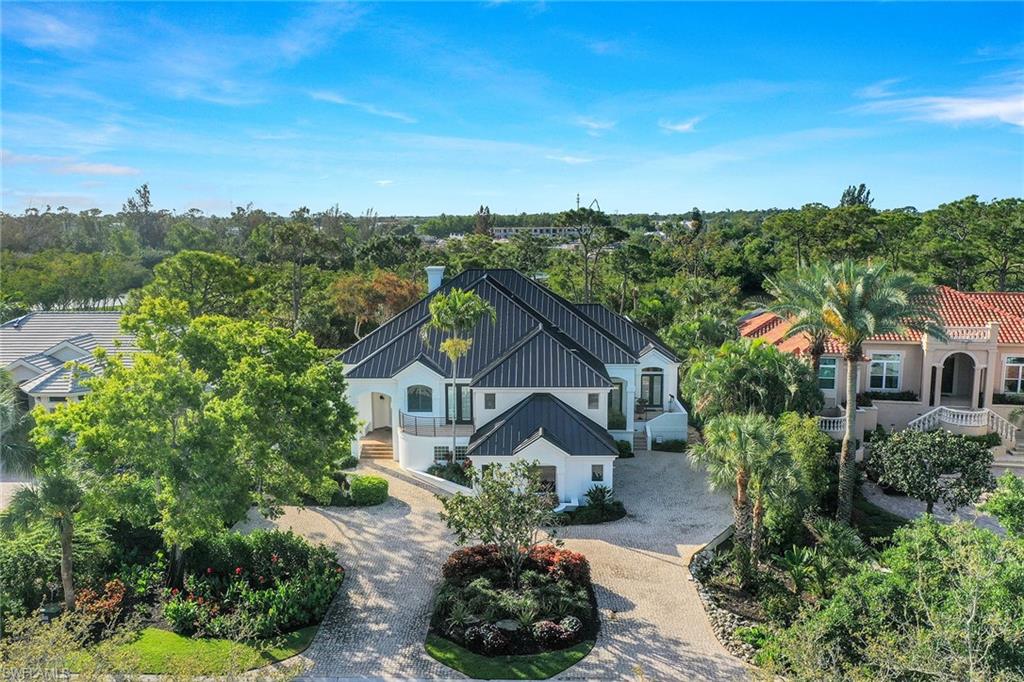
398,412 -> 474,437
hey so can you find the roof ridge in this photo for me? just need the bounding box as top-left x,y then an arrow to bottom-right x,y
942,285 -> 1024,326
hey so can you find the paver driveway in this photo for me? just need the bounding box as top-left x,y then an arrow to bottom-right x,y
240,451 -> 748,681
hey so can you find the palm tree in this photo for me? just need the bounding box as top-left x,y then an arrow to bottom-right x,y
421,288 -> 496,461
765,262 -> 832,376
765,260 -> 945,523
1,471 -> 83,610
689,412 -> 781,585
1,372 -> 37,476
748,440 -> 792,559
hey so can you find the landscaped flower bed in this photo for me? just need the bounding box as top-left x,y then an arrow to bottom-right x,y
428,544 -> 599,660
164,530 -> 344,639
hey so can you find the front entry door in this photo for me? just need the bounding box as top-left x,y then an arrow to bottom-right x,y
446,384 -> 473,424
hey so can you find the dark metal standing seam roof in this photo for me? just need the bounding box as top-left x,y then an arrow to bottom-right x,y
472,327 -> 611,388
467,393 -> 619,457
575,303 -> 679,361
345,278 -> 544,379
465,270 -> 637,365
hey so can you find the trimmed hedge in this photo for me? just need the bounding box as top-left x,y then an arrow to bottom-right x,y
349,474 -> 389,506
993,392 -> 1024,405
615,440 -> 634,458
861,390 -> 919,402
653,438 -> 687,453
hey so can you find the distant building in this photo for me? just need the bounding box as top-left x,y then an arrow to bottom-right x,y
1,312 -> 135,410
491,225 -> 575,240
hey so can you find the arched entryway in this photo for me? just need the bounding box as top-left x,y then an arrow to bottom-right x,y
939,352 -> 976,407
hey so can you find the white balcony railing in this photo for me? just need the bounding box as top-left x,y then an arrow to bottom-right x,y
907,406 -> 1018,448
817,416 -> 846,433
944,325 -> 994,342
398,412 -> 474,437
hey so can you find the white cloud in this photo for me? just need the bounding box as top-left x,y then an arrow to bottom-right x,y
309,91 -> 417,123
1,6 -> 96,50
375,179 -> 394,186
55,162 -> 141,176
852,75 -> 1024,127
855,78 -> 905,99
659,117 -> 702,133
574,117 -> 616,136
545,154 -> 594,165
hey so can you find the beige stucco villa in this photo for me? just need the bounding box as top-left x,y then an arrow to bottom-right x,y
741,286 -> 1024,459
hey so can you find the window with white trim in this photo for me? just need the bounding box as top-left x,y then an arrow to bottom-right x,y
1005,357 -> 1024,393
818,358 -> 837,390
869,353 -> 901,390
588,393 -> 600,409
433,446 -> 449,461
591,464 -> 604,482
484,393 -> 496,409
454,446 -> 468,463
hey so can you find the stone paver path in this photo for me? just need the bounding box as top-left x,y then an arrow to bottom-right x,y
862,480 -> 1005,535
242,452 -> 749,681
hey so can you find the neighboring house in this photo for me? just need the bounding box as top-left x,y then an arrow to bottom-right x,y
1,311 -> 135,410
338,267 -> 686,505
491,225 -> 576,241
740,286 -> 1024,458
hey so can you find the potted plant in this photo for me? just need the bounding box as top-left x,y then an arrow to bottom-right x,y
635,397 -> 649,420
39,581 -> 63,623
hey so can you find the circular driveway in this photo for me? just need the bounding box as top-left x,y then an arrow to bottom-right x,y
240,451 -> 748,681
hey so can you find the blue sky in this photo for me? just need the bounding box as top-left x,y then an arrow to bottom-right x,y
2,2 -> 1022,216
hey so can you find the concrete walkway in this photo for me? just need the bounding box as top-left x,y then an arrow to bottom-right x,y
861,480 -> 1006,535
241,452 -> 748,681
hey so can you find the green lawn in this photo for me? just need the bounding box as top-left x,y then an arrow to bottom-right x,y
853,494 -> 909,543
425,633 -> 594,680
72,625 -> 317,674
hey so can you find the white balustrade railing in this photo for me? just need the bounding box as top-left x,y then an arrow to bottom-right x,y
817,416 -> 846,433
945,325 -> 993,342
988,410 -> 1019,446
907,406 -> 1018,448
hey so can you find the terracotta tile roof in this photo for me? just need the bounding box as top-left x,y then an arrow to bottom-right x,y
740,286 -> 1024,354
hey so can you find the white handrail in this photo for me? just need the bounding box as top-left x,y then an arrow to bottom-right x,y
945,325 -> 993,342
907,406 -> 1019,448
817,416 -> 846,432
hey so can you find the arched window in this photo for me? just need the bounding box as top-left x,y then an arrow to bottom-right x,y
407,385 -> 432,413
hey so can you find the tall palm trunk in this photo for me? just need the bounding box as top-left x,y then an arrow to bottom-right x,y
450,355 -> 458,464
733,469 -> 752,585
750,496 -> 764,560
59,517 -> 75,610
837,351 -> 859,523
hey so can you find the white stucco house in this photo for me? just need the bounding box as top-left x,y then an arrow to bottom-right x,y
1,311 -> 136,410
338,267 -> 687,505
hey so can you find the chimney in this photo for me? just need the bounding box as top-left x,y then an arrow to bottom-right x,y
426,266 -> 445,293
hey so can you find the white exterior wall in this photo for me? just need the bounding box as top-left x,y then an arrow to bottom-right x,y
472,387 -> 609,429
471,438 -> 615,504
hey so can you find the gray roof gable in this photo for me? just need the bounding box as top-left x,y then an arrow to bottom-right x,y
471,326 -> 611,388
1,312 -> 135,368
575,303 -> 679,361
467,393 -> 618,457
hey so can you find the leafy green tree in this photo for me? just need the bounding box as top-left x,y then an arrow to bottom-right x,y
980,471 -> 1024,538
689,413 -> 782,585
682,338 -> 822,420
32,316 -> 357,578
767,517 -> 1024,680
554,207 -> 625,301
332,270 -> 422,339
762,260 -> 944,523
874,430 -> 994,514
839,183 -> 873,207
499,230 -> 551,278
421,288 -> 496,460
765,412 -> 834,547
128,250 -> 254,318
1,371 -> 35,476
916,195 -> 987,290
438,460 -> 561,587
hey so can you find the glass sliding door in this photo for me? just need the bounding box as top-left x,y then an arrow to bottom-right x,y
445,384 -> 473,424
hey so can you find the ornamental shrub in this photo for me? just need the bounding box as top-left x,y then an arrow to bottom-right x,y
526,545 -> 591,586
349,474 -> 389,506
559,615 -> 583,640
531,619 -> 566,647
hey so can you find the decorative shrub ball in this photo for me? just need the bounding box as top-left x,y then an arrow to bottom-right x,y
559,615 -> 583,641
531,619 -> 566,647
349,474 -> 389,506
463,625 -> 486,652
480,624 -> 510,655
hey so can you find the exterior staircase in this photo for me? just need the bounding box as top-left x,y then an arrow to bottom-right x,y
360,430 -> 394,460
633,430 -> 648,452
